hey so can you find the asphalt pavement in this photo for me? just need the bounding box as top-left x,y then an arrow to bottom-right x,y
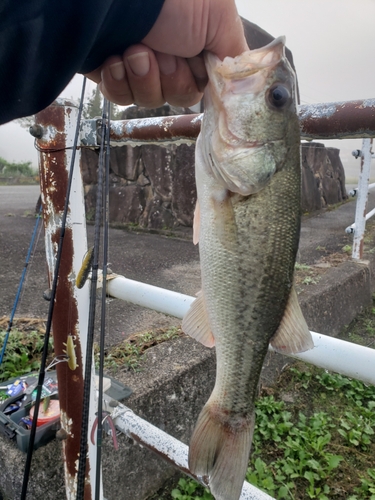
0,185 -> 200,346
0,184 -> 374,347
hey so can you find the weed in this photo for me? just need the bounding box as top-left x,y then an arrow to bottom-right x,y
342,244 -> 352,254
0,324 -> 184,381
364,319 -> 375,336
352,468 -> 375,499
0,329 -> 53,382
171,478 -> 212,499
167,367 -> 375,500
94,326 -> 184,372
295,263 -> 311,271
302,276 -> 319,285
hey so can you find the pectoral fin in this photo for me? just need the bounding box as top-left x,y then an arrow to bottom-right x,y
182,291 -> 215,348
270,287 -> 314,354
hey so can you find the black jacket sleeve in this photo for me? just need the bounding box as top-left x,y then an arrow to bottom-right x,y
0,0 -> 164,125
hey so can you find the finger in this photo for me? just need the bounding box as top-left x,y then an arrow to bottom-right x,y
205,0 -> 249,59
100,56 -> 134,106
142,0 -> 249,60
123,45 -> 165,108
186,55 -> 208,92
156,53 -> 203,107
84,67 -> 102,85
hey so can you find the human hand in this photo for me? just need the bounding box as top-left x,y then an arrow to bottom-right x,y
85,0 -> 248,108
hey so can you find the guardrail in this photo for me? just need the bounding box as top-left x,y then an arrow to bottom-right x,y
33,96 -> 375,500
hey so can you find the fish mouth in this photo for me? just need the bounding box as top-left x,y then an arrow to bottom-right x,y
211,36 -> 287,80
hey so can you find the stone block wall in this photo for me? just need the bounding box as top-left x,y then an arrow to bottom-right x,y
82,133 -> 347,229
301,142 -> 347,213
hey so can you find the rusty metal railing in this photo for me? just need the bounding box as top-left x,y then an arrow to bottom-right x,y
33,95 -> 375,500
79,98 -> 375,148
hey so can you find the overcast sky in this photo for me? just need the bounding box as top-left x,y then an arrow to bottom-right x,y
0,0 -> 374,179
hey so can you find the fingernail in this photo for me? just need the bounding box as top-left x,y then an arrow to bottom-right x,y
158,54 -> 177,75
126,52 -> 150,77
109,62 -> 125,81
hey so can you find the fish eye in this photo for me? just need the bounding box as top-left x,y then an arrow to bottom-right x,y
268,85 -> 290,108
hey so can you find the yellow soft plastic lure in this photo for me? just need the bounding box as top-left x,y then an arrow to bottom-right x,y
63,334 -> 78,371
76,246 -> 94,289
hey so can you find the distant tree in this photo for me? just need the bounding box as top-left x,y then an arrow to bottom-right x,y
0,156 -> 8,172
110,102 -> 124,120
83,85 -> 124,119
83,85 -> 103,118
0,157 -> 35,177
15,85 -> 125,128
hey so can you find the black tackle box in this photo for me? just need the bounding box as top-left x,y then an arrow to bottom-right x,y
0,371 -> 132,453
0,371 -> 60,453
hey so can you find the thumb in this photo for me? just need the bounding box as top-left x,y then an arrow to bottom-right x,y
205,0 -> 249,60
142,0 -> 249,60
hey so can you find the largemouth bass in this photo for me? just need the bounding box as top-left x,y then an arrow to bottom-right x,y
182,37 -> 314,500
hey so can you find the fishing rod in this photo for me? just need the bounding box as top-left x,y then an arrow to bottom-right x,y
0,205 -> 43,367
21,78 -> 87,500
75,94 -> 109,500
94,97 -> 111,500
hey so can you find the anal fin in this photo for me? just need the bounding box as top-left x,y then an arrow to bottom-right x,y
270,286 -> 314,354
182,291 -> 215,348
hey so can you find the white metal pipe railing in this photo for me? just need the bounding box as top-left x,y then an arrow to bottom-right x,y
103,396 -> 274,500
349,183 -> 375,197
106,274 -> 194,318
345,207 -> 375,234
105,275 -> 375,386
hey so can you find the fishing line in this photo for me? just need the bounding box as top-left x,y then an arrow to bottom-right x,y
94,97 -> 111,500
34,142 -> 96,154
17,205 -> 45,318
0,206 -> 42,367
76,99 -> 108,500
45,354 -> 69,371
20,77 -> 87,500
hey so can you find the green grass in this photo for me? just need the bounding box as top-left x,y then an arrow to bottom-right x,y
0,324 -> 184,384
0,329 -> 53,382
168,365 -> 375,500
94,326 -> 184,372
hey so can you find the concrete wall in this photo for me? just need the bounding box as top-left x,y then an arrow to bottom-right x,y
1,253 -> 374,500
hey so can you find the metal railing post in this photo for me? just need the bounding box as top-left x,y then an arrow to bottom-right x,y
352,138 -> 374,260
35,98 -> 100,500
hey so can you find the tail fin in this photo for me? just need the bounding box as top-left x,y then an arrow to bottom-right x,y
189,404 -> 254,500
